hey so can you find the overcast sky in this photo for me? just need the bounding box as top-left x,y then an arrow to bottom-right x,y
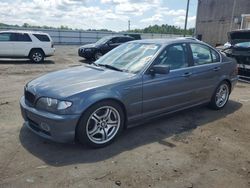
0,0 -> 197,31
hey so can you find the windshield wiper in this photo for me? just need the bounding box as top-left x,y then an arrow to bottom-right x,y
91,62 -> 99,67
99,64 -> 123,72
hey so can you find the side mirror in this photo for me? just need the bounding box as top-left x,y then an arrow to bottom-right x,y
149,65 -> 170,75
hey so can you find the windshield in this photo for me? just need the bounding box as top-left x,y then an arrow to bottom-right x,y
95,36 -> 112,45
95,42 -> 161,74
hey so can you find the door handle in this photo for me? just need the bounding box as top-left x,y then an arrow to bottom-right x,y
213,67 -> 221,71
182,72 -> 193,77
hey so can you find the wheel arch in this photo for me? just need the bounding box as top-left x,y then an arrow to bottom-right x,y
28,48 -> 45,57
75,97 -> 128,139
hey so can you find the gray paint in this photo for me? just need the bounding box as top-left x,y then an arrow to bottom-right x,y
20,39 -> 238,143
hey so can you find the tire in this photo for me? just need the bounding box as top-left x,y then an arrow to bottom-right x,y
209,81 -> 230,110
94,51 -> 102,60
29,49 -> 44,63
76,100 -> 125,148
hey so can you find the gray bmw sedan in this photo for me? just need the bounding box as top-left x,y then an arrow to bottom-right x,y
20,38 -> 238,148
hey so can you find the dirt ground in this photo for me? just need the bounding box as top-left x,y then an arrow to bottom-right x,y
0,46 -> 249,188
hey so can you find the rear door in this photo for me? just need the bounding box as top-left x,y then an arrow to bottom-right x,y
187,43 -> 222,102
0,32 -> 14,56
142,43 -> 197,116
12,33 -> 32,57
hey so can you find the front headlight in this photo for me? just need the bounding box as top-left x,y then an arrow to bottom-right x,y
36,97 -> 72,112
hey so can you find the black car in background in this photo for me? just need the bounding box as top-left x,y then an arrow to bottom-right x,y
78,35 -> 135,60
222,30 -> 250,80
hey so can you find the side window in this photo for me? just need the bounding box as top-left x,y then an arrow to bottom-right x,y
33,34 -> 50,42
0,33 -> 12,41
119,37 -> 132,43
16,33 -> 32,42
154,43 -> 188,70
190,43 -> 213,65
110,37 -> 120,44
211,49 -> 220,62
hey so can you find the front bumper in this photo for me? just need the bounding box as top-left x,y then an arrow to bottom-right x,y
20,96 -> 80,143
78,48 -> 95,59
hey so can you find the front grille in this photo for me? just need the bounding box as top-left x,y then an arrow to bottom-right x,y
25,90 -> 36,106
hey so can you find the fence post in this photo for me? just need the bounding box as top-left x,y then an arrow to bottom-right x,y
58,29 -> 61,44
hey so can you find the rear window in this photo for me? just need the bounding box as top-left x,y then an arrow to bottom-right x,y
33,34 -> 50,42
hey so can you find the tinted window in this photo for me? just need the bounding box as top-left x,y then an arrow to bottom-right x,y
190,43 -> 213,65
0,33 -> 12,41
33,34 -> 50,42
110,37 -> 120,43
15,33 -> 32,42
154,43 -> 188,70
119,37 -> 132,43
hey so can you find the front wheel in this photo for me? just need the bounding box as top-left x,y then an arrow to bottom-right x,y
76,101 -> 125,148
209,81 -> 230,110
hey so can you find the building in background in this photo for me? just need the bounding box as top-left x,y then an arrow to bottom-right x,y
195,0 -> 250,46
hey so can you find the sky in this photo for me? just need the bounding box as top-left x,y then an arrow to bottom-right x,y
0,0 -> 198,31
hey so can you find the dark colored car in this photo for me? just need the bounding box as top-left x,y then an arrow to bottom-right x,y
20,39 -> 238,148
78,35 -> 134,60
222,30 -> 250,80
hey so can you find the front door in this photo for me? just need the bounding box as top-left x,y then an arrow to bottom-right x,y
142,43 -> 196,116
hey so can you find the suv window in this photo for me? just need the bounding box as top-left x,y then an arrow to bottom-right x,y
154,43 -> 188,70
190,43 -> 213,65
33,34 -> 50,42
14,33 -> 32,42
119,37 -> 132,43
0,33 -> 12,41
110,37 -> 120,44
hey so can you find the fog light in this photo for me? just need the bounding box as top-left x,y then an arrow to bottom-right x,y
40,122 -> 50,132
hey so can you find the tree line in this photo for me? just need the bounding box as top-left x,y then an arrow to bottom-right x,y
0,23 -> 194,35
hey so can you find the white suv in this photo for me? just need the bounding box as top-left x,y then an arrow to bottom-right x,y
0,30 -> 55,63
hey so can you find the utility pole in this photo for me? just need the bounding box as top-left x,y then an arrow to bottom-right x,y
184,0 -> 190,37
128,20 -> 130,31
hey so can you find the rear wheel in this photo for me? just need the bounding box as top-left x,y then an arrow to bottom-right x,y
29,49 -> 44,63
76,101 -> 125,148
209,81 -> 230,110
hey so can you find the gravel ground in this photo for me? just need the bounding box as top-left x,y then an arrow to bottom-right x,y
0,45 -> 249,188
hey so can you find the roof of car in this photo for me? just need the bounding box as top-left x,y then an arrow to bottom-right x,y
0,30 -> 48,35
131,38 -> 201,45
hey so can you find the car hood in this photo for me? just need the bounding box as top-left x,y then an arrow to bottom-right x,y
228,30 -> 250,45
80,43 -> 99,49
26,65 -> 134,98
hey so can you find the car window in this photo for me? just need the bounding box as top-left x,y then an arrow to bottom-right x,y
0,33 -> 12,41
119,37 -> 131,43
190,43 -> 213,65
15,33 -> 32,42
95,43 -> 161,74
110,37 -> 120,43
235,42 -> 250,48
211,49 -> 220,62
33,34 -> 50,42
154,43 -> 188,70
